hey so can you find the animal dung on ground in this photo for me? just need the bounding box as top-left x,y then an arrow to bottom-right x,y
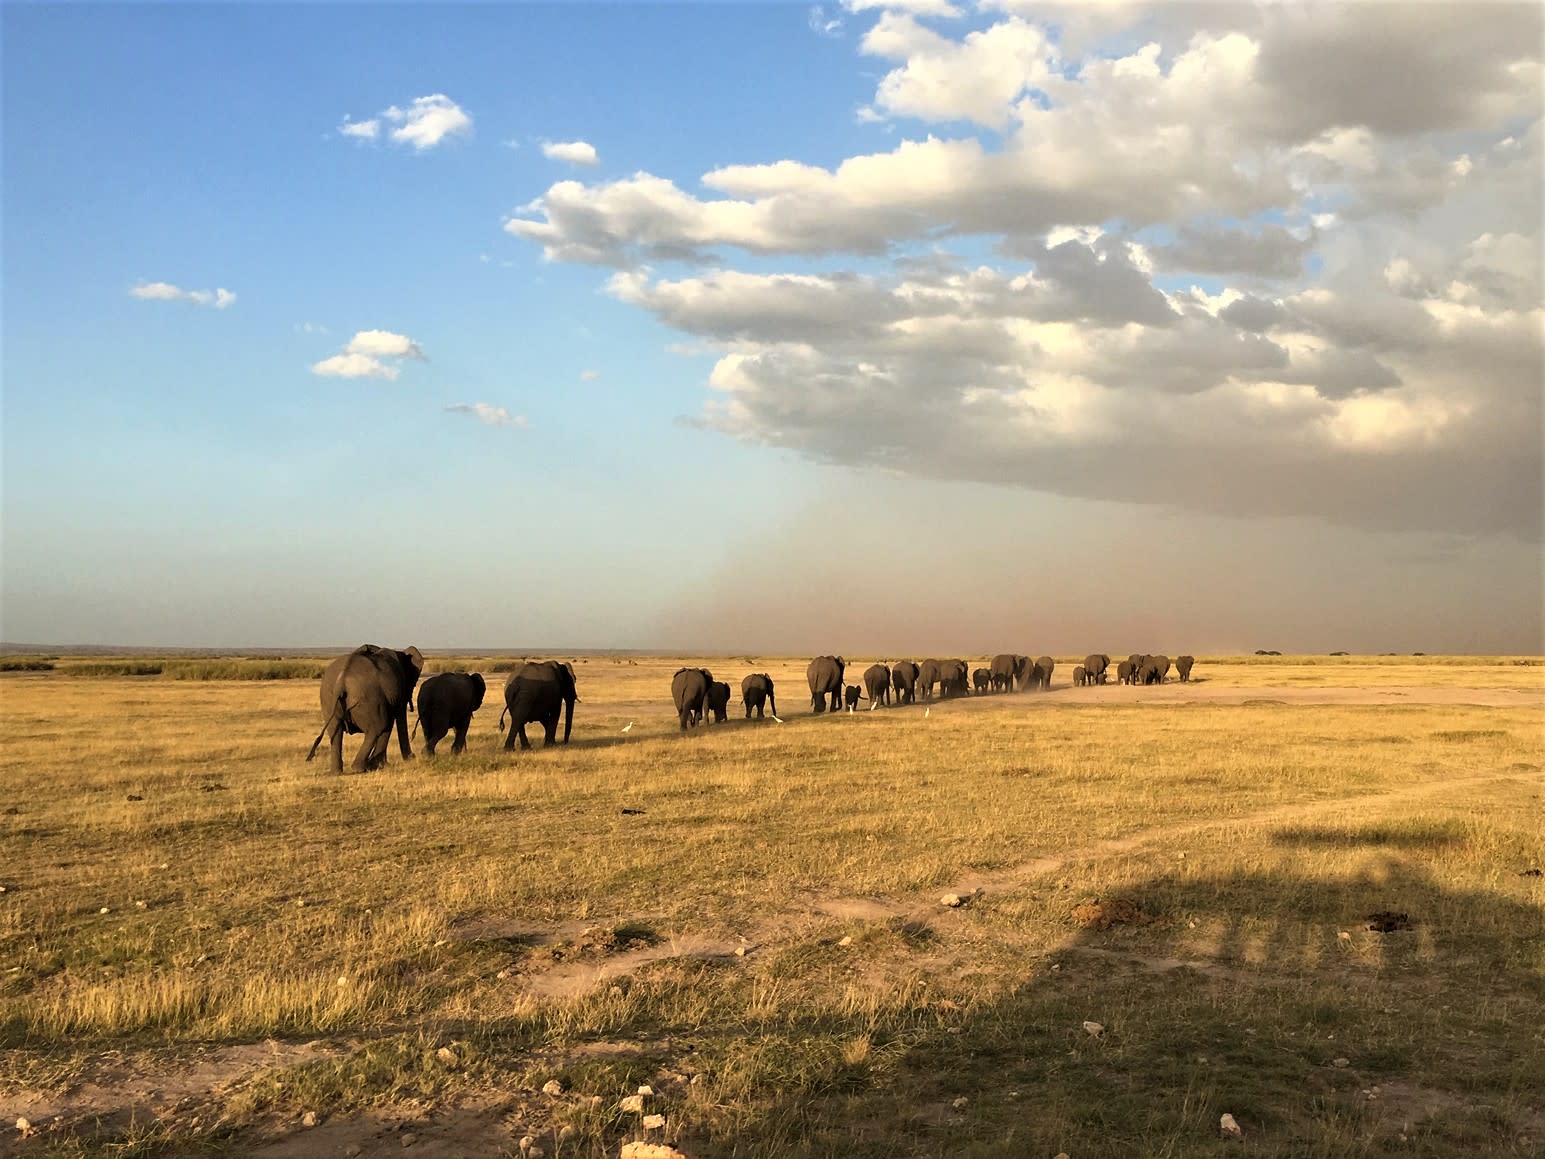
620,807 -> 646,815
1365,910 -> 1414,932
1070,896 -> 1154,930
1520,867 -> 1542,877
1332,1057 -> 1350,1068
301,1111 -> 318,1127
1220,1112 -> 1244,1138
126,794 -> 144,802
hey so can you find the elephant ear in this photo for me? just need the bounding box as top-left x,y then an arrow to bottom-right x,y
472,673 -> 486,694
401,646 -> 425,678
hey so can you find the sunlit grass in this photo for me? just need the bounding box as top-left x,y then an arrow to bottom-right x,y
1,656 -> 1541,1156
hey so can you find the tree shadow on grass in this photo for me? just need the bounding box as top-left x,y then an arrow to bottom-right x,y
678,858 -> 1545,1158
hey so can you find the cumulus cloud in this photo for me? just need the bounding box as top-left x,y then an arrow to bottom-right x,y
542,139 -> 599,166
311,330 -> 427,379
130,281 -> 235,308
845,0 -> 962,17
339,94 -> 471,149
505,3 -> 1544,539
445,402 -> 527,428
344,329 -> 426,360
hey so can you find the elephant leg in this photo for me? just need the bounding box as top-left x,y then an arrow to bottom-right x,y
543,713 -> 558,746
517,722 -> 532,750
451,723 -> 468,754
424,729 -> 439,756
329,723 -> 345,774
356,724 -> 388,772
503,717 -> 518,751
396,711 -> 414,761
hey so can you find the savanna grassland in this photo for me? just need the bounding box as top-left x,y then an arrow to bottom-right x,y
2,655 -> 1542,1159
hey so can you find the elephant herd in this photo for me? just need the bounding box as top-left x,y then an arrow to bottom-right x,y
306,645 -> 577,774
306,643 -> 1196,770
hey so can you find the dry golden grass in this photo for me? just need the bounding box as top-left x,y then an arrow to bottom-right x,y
1,656 -> 1542,1157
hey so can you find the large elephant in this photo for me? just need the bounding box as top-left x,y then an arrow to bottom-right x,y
742,673 -> 778,719
1083,653 -> 1111,685
807,656 -> 845,713
307,644 -> 425,774
1117,659 -> 1138,685
671,667 -> 713,731
705,680 -> 731,724
989,653 -> 1020,693
501,660 -> 578,749
1033,655 -> 1055,691
1176,655 -> 1196,682
414,672 -> 486,756
863,663 -> 892,707
937,659 -> 970,698
917,659 -> 942,701
1140,654 -> 1172,685
891,661 -> 919,704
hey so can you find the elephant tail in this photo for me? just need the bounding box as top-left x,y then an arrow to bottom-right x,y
498,705 -> 509,733
411,716 -> 421,739
306,688 -> 348,761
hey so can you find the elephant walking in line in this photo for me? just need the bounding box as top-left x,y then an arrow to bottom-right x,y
807,656 -> 846,713
1140,655 -> 1172,685
705,680 -> 731,724
844,684 -> 866,711
501,660 -> 578,749
937,659 -> 970,698
891,661 -> 919,704
414,671 -> 486,756
972,667 -> 992,693
863,663 -> 892,708
989,653 -> 1019,693
1033,655 -> 1055,691
917,659 -> 942,701
1073,665 -> 1088,687
1083,653 -> 1111,685
307,644 -> 425,774
671,667 -> 713,731
1117,659 -> 1138,684
742,673 -> 778,719
1176,655 -> 1196,682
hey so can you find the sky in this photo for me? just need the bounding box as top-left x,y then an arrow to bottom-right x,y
2,0 -> 1541,655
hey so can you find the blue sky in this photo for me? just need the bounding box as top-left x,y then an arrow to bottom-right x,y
3,2 -> 1540,652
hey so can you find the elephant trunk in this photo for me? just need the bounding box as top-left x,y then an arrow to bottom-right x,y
562,695 -> 574,743
768,689 -> 777,718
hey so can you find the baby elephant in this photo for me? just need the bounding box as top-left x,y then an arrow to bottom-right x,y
844,684 -> 866,712
705,680 -> 731,724
415,672 -> 486,755
1072,665 -> 1088,687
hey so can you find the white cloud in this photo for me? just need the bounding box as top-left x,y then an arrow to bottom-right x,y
844,0 -> 962,17
311,330 -> 427,379
295,321 -> 329,334
130,281 -> 236,308
344,329 -> 425,360
580,369 -> 601,381
445,403 -> 527,428
808,5 -> 843,37
542,139 -> 599,166
503,4 -> 1544,538
311,353 -> 399,380
339,94 -> 471,150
